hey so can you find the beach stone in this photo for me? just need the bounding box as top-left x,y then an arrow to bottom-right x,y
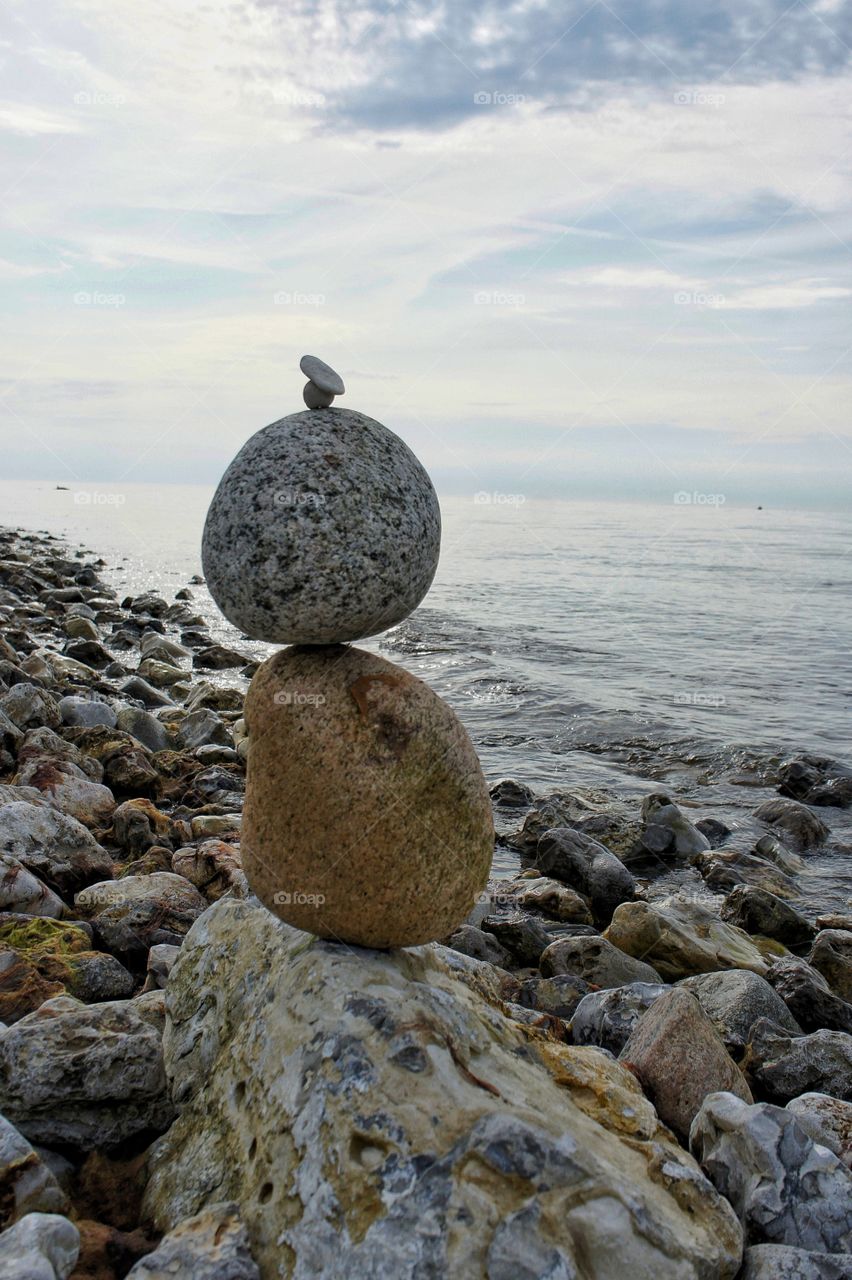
120,677 -> 174,709
115,707 -> 169,754
480,912 -> 554,967
0,1212 -> 79,1279
299,354 -> 344,395
125,1202 -> 259,1279
57,696 -> 116,729
533,828 -> 636,923
143,944 -> 181,992
0,685 -> 61,732
201,409 -> 441,644
809,930 -> 852,1002
510,875 -> 594,924
0,856 -> 63,918
303,380 -> 333,409
74,873 -> 207,961
489,778 -> 533,807
0,802 -> 113,895
0,995 -> 174,1147
753,798 -> 829,850
445,924 -> 512,968
720,885 -> 815,946
619,989 -> 752,1141
177,709 -> 230,751
745,1019 -> 852,1102
741,1244 -> 852,1279
171,840 -> 246,902
605,894 -> 770,980
571,982 -> 669,1055
679,969 -> 802,1054
767,957 -> 852,1034
14,758 -> 115,829
242,644 -> 492,948
142,896 -> 743,1279
786,1093 -> 852,1168
539,935 -> 662,986
640,795 -> 710,855
689,1092 -> 852,1251
0,1114 -> 69,1226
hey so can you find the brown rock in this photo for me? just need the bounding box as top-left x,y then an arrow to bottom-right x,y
242,645 -> 493,948
620,986 -> 752,1141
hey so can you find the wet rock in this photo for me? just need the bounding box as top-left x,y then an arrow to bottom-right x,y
571,982 -> 669,1055
74,873 -> 207,961
480,912 -> 555,967
63,639 -> 113,670
0,1211 -> 79,1279
143,897 -> 743,1279
539,934 -> 662,986
745,1019 -> 852,1102
720,885 -> 816,947
0,995 -> 174,1147
184,682 -> 243,714
119,677 -> 174,710
679,969 -> 802,1054
740,1244 -> 852,1278
489,778 -> 533,808
690,1091 -> 852,1251
57,696 -> 116,729
533,828 -> 636,923
620,989 -> 752,1141
192,645 -> 248,671
114,708 -> 169,755
0,802 -> 113,895
0,1114 -> 68,1226
695,816 -> 731,848
753,798 -> 830,850
125,1203 -> 259,1279
176,709 -> 230,751
767,957 -> 852,1034
0,685 -> 61,732
640,794 -> 710,856
809,930 -> 852,1003
135,659 -> 186,689
695,849 -> 798,898
171,840 -> 246,902
507,875 -> 594,924
605,894 -> 770,980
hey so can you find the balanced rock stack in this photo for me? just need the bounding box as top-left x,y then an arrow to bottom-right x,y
201,356 -> 493,947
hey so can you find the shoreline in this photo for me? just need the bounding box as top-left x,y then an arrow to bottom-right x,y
0,522 -> 851,1276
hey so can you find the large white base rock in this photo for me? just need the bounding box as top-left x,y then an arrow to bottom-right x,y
144,898 -> 743,1279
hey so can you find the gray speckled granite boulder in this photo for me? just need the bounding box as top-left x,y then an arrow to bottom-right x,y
202,409 -> 441,644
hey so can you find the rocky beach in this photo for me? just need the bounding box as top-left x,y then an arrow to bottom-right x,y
0,521 -> 850,1279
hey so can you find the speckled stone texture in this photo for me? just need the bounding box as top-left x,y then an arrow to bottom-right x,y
201,408 -> 441,644
241,644 -> 493,948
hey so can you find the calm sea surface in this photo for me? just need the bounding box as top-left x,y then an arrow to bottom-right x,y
2,481 -> 850,912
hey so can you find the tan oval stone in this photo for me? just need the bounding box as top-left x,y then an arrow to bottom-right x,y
242,645 -> 494,948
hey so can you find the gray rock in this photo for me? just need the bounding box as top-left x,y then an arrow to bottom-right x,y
516,974 -> 591,1020
0,995 -> 174,1147
74,873 -> 208,961
299,354 -> 344,395
57,696 -> 116,729
534,828 -> 636,922
446,924 -> 512,969
720,885 -> 815,946
539,935 -> 662,986
0,1212 -> 79,1280
0,855 -> 63,917
0,1114 -> 68,1226
695,850 -> 798,898
303,380 -> 334,409
741,1244 -> 852,1279
810,930 -> 852,1003
767,957 -> 852,1035
571,982 -> 669,1055
115,707 -> 170,754
125,1202 -> 259,1279
201,409 -> 441,644
177,708 -> 230,751
753,798 -> 830,850
787,1093 -> 852,1168
144,944 -> 182,992
0,802 -> 113,895
140,632 -> 190,660
679,969 -> 802,1054
142,897 -> 743,1278
640,794 -> 710,855
489,779 -> 533,808
119,677 -> 174,709
0,686 -> 61,732
746,1019 -> 852,1102
690,1091 -> 852,1251
480,912 -> 554,966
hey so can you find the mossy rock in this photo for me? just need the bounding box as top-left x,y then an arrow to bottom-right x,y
0,917 -> 91,959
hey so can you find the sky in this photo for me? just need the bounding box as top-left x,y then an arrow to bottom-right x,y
0,0 -> 851,507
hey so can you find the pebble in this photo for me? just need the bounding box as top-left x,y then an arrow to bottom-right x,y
299,353 -> 345,396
